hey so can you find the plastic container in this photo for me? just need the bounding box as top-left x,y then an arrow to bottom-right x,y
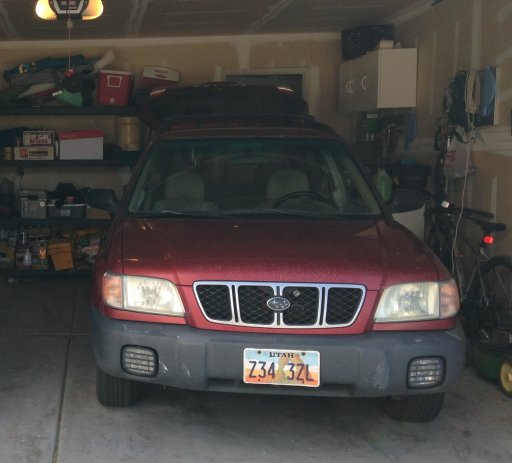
116,116 -> 141,151
374,168 -> 392,201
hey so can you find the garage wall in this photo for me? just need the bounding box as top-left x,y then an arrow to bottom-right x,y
0,33 -> 345,197
394,0 -> 512,255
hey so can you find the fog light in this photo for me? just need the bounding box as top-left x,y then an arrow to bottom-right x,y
122,346 -> 157,377
408,357 -> 444,388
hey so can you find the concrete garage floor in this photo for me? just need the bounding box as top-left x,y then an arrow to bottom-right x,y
1,278 -> 512,463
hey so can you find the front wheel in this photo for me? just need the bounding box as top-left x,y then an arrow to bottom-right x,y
382,393 -> 445,422
96,367 -> 138,407
499,358 -> 512,398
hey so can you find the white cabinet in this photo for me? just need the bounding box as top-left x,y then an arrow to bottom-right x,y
339,48 -> 417,113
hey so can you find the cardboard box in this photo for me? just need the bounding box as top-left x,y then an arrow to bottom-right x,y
47,202 -> 86,218
14,146 -> 55,160
23,130 -> 54,146
48,239 -> 73,271
20,189 -> 47,218
58,130 -> 103,160
97,70 -> 133,106
86,205 -> 111,219
141,66 -> 179,88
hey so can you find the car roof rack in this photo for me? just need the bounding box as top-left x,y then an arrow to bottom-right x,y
158,113 -> 334,133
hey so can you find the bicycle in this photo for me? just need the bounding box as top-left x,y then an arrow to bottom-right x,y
424,199 -> 512,394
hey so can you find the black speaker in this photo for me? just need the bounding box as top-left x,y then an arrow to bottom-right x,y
342,25 -> 394,60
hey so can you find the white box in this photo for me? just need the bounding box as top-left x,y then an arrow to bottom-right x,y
58,130 -> 103,160
14,146 -> 55,160
23,130 -> 54,146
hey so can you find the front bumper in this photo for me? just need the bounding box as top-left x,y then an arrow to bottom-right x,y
91,308 -> 466,397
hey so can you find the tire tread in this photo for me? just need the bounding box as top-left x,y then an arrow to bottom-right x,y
96,367 -> 138,407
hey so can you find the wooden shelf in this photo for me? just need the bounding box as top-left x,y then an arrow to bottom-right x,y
2,267 -> 92,278
0,106 -> 138,116
0,217 -> 110,228
0,158 -> 137,168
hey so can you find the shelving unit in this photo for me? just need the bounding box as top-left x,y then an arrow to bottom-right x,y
0,105 -> 140,277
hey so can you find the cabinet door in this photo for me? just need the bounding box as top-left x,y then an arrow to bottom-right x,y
377,49 -> 417,109
338,60 -> 353,113
351,52 -> 378,112
343,49 -> 417,113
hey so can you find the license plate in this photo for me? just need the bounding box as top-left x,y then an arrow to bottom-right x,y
243,348 -> 320,387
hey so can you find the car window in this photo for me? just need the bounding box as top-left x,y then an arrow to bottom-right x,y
127,138 -> 382,217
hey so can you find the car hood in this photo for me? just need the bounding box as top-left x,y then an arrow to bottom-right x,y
118,217 -> 442,290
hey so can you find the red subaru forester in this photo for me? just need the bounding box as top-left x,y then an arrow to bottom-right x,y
87,84 -> 465,422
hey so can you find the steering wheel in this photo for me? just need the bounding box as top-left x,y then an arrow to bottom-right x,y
272,190 -> 332,208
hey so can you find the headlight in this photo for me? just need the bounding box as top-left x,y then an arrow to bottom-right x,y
102,273 -> 185,316
374,280 -> 459,323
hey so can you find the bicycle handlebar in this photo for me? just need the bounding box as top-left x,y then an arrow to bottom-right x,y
439,201 -> 494,219
435,201 -> 506,233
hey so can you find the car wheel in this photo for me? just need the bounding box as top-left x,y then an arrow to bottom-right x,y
382,393 -> 445,422
96,366 -> 138,407
499,358 -> 512,398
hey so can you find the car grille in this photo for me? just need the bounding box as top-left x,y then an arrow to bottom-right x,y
194,282 -> 365,328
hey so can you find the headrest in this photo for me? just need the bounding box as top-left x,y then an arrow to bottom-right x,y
165,172 -> 205,200
266,169 -> 310,199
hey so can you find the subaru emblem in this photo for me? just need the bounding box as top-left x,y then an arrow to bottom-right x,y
266,296 -> 291,312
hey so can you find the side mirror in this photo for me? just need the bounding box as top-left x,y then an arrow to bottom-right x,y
86,188 -> 119,213
389,188 -> 425,213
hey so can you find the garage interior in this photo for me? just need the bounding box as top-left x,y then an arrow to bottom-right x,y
0,0 -> 511,461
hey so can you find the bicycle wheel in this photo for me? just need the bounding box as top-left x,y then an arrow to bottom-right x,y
472,256 -> 512,341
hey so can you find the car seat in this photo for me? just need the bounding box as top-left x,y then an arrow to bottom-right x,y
152,171 -> 217,212
259,168 -> 310,207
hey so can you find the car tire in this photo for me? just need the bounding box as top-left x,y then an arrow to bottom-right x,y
96,366 -> 138,407
382,393 -> 445,422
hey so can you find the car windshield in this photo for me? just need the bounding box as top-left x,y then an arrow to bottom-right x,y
127,138 -> 382,218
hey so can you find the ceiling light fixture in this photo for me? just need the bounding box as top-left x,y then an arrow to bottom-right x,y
35,0 -> 104,21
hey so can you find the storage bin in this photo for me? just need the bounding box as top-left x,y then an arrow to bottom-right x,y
20,190 -> 47,218
47,202 -> 86,218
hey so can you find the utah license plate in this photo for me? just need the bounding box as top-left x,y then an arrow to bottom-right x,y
243,348 -> 320,387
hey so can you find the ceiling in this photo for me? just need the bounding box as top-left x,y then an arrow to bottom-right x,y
0,0 -> 425,41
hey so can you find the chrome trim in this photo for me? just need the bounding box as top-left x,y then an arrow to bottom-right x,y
193,281 -> 366,329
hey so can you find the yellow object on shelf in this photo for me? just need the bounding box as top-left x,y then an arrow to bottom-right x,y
47,239 -> 74,271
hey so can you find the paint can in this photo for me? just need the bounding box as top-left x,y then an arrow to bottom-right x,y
116,116 -> 141,151
2,147 -> 13,160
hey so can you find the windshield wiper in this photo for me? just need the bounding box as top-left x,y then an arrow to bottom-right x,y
132,210 -> 228,219
221,208 -> 342,219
